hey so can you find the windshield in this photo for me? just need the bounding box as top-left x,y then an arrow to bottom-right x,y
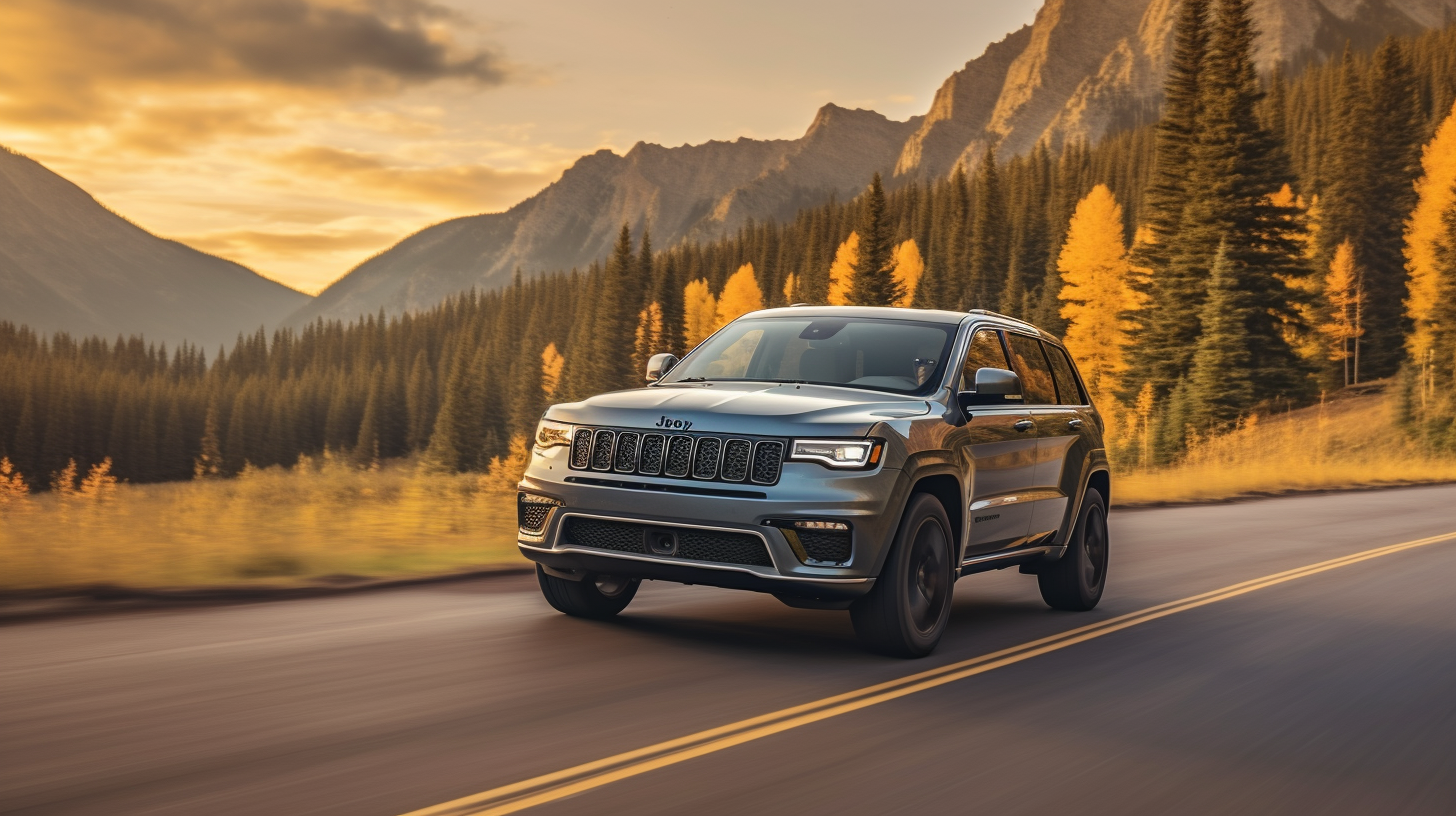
660,317 -> 957,395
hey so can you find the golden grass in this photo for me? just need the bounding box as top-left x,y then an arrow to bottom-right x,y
4,390 -> 1454,591
1115,390 -> 1456,505
0,457 -> 524,592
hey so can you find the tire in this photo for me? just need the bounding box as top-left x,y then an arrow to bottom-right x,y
850,494 -> 955,658
1038,487 -> 1109,612
536,566 -> 640,619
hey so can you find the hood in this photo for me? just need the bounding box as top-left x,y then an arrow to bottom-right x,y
546,382 -> 934,438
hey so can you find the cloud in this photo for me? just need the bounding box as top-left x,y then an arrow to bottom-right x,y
271,146 -> 555,210
184,227 -> 398,255
0,0 -> 513,129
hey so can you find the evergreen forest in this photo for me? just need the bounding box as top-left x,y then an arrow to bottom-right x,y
4,0 -> 1456,489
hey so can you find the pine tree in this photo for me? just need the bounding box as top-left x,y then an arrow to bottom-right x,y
1189,243 -> 1254,431
847,174 -> 901,306
889,240 -> 924,308
968,146 -> 1007,310
1131,0 -> 1209,393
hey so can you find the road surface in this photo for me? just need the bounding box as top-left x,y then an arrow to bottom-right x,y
4,485 -> 1456,815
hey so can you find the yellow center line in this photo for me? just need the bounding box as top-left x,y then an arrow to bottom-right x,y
400,530 -> 1456,816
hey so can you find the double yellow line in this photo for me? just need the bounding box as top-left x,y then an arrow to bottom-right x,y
402,530 -> 1456,816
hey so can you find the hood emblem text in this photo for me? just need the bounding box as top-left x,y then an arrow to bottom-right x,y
655,416 -> 693,431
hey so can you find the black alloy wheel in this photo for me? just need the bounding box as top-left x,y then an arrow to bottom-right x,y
850,493 -> 955,658
1037,487 -> 1109,611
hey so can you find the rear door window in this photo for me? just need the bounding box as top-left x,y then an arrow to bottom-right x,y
1043,342 -> 1087,406
959,329 -> 1011,391
1004,333 -> 1057,406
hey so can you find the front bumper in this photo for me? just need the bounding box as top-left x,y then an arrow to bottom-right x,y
516,444 -> 908,600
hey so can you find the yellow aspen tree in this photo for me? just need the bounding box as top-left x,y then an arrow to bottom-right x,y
1318,240 -> 1365,387
540,342 -> 565,399
682,278 -> 718,348
1057,184 -> 1142,397
478,435 -> 531,493
1405,100 -> 1456,367
714,264 -> 764,330
826,232 -> 860,306
79,458 -> 118,501
0,457 -> 29,509
889,240 -> 924,307
782,273 -> 799,304
1134,382 -> 1156,470
632,301 -> 665,374
51,459 -> 78,498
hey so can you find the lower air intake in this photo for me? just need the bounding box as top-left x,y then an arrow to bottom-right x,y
562,517 -> 772,567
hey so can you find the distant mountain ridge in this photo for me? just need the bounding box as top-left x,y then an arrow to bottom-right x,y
297,0 -> 1456,326
0,147 -> 309,350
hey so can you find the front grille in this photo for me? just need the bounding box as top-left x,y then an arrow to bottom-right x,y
570,429 -> 593,469
562,517 -> 773,567
752,441 -> 785,484
589,430 -> 615,471
798,529 -> 853,564
566,426 -> 785,486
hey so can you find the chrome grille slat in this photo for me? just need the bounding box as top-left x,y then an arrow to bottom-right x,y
751,441 -> 784,484
589,430 -> 615,471
720,439 -> 751,482
613,432 -> 641,473
638,434 -> 666,475
664,435 -> 693,477
692,437 -> 722,480
570,429 -> 593,469
566,427 -> 785,486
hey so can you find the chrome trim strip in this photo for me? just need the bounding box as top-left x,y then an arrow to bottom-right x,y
520,541 -> 868,584
960,546 -> 1053,568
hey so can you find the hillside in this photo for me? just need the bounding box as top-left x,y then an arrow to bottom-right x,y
0,148 -> 309,350
294,0 -> 1456,327
288,104 -> 918,324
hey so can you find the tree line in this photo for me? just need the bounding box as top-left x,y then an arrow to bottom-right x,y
3,2 -> 1456,489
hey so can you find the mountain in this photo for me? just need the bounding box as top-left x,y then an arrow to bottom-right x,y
297,0 -> 1456,325
288,104 -> 919,324
0,147 -> 310,351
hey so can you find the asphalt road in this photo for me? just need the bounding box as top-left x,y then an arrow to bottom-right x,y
5,485 -> 1456,816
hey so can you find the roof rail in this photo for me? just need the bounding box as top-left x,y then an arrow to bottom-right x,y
966,309 -> 1037,329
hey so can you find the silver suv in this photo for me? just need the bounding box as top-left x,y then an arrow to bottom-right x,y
517,306 -> 1111,657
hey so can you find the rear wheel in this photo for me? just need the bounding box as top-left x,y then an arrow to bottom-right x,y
536,566 -> 639,619
1037,488 -> 1108,611
850,494 -> 955,658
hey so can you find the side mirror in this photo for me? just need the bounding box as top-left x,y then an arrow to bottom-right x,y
645,353 -> 679,383
958,367 -> 1023,408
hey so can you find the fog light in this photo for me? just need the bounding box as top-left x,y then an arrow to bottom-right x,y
793,520 -> 850,531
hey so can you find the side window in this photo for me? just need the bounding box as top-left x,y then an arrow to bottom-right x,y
959,329 -> 1010,391
1043,342 -> 1087,406
1004,333 -> 1057,405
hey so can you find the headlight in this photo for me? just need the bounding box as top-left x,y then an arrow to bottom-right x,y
535,418 -> 573,449
788,439 -> 882,469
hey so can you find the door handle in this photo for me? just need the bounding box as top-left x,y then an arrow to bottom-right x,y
1067,419 -> 1084,429
1013,420 -> 1035,433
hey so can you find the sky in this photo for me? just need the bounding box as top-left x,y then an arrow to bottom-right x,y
0,0 -> 1041,295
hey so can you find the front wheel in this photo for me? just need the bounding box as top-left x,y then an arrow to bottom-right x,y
850,494 -> 955,658
537,566 -> 640,619
1037,487 -> 1109,611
